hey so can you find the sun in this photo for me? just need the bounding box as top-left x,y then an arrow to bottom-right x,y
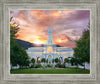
33,36 -> 47,45
33,40 -> 42,45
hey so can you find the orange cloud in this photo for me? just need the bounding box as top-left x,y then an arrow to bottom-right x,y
52,11 -> 62,17
63,10 -> 75,14
33,35 -> 47,44
11,10 -> 90,48
30,10 -> 46,19
19,12 -> 24,17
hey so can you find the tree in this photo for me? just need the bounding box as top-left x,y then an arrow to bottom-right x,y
41,58 -> 46,63
25,59 -> 30,68
52,59 -> 54,63
74,29 -> 90,69
55,58 -> 59,64
64,58 -> 71,66
31,58 -> 35,64
64,58 -> 69,63
70,57 -> 83,68
17,47 -> 30,68
70,57 -> 75,66
10,17 -> 30,68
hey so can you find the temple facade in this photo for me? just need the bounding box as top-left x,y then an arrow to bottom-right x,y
26,28 -> 74,64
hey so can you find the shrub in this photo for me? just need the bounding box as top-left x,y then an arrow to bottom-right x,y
55,63 -> 65,68
47,64 -> 53,67
41,58 -> 46,63
31,64 -> 36,68
35,64 -> 42,68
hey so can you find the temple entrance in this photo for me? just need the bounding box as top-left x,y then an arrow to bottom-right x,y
37,57 -> 41,63
49,61 -> 51,63
48,55 -> 52,64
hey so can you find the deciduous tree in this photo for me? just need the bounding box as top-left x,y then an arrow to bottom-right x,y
74,29 -> 90,69
10,17 -> 30,68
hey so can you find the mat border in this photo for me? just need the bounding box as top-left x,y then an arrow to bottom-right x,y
0,0 -> 100,84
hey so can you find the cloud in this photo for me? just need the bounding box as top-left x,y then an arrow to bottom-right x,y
10,10 -> 90,48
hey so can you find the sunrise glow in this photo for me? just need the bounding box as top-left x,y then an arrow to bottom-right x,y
33,40 -> 43,45
10,10 -> 90,48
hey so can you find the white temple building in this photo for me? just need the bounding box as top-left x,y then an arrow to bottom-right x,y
26,27 -> 74,64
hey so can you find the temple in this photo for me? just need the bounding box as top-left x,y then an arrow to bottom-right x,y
26,27 -> 74,64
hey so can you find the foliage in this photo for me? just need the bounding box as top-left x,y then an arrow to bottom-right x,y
35,64 -> 42,68
73,29 -> 90,69
70,57 -> 83,67
70,57 -> 76,66
52,59 -> 54,63
64,58 -> 70,63
55,58 -> 59,63
55,63 -> 65,68
10,17 -> 30,68
31,58 -> 35,63
10,24 -> 19,39
41,58 -> 46,63
31,63 -> 36,68
47,64 -> 53,67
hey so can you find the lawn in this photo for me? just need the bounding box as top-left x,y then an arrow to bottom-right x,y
10,68 -> 90,74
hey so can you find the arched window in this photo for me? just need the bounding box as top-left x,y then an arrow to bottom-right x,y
48,55 -> 52,64
37,57 -> 41,63
48,47 -> 52,53
48,55 -> 52,59
59,57 -> 63,63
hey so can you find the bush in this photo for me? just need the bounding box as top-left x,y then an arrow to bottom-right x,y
35,64 -> 42,68
31,64 -> 36,68
47,64 -> 53,67
55,63 -> 65,68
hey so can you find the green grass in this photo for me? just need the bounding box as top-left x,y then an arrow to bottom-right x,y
10,68 -> 90,74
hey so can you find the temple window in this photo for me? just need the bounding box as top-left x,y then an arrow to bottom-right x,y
48,47 -> 52,53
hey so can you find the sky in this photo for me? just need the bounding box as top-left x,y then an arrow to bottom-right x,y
10,10 -> 90,48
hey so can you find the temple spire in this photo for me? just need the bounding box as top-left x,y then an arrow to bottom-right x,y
47,27 -> 54,44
